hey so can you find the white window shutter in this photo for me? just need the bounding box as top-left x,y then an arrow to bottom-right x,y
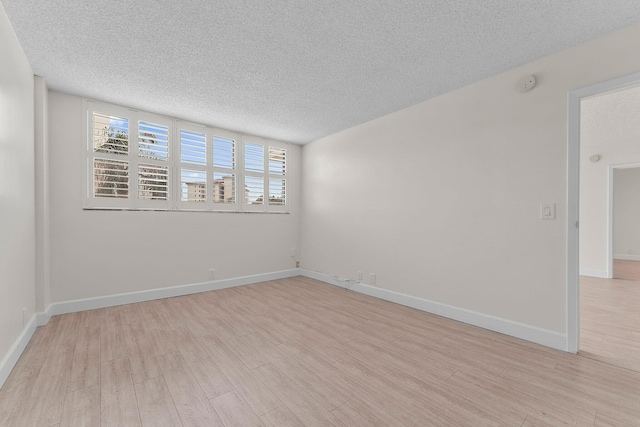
212,132 -> 238,210
85,100 -> 287,213
176,127 -> 206,209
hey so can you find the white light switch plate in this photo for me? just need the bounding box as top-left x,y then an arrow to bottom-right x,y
540,202 -> 555,220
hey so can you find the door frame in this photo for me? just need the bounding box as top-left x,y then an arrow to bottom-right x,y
567,71 -> 640,353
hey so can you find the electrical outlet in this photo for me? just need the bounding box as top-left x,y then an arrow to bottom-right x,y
208,269 -> 216,280
370,273 -> 376,285
357,271 -> 363,282
296,261 -> 300,268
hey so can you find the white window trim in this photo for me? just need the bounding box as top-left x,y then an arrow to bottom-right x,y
83,99 -> 289,213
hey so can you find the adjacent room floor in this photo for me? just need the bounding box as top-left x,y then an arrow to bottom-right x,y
1,277 -> 639,426
613,258 -> 640,281
580,259 -> 640,373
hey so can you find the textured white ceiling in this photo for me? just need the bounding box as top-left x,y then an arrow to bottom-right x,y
4,1 -> 640,144
581,84 -> 640,149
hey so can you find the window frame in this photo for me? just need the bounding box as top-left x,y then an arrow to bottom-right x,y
83,100 -> 289,213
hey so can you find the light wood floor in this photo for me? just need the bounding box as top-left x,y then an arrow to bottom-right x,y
1,277 -> 639,426
613,259 -> 640,281
580,272 -> 640,373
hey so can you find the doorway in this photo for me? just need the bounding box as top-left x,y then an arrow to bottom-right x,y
568,76 -> 640,371
612,166 -> 640,280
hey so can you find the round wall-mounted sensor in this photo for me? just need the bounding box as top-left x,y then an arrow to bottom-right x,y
516,75 -> 537,92
590,155 -> 601,163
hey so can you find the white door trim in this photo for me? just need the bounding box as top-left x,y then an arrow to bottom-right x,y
567,71 -> 640,354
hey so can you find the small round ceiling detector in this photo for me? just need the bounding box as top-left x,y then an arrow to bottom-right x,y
516,75 -> 537,92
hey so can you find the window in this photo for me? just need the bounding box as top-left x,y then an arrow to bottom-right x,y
268,147 -> 287,206
137,115 -> 171,205
179,128 -> 207,204
242,140 -> 287,211
212,134 -> 237,206
177,124 -> 239,211
84,100 -> 288,212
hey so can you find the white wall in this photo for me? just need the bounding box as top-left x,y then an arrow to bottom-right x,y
0,6 -> 35,362
34,76 -> 50,311
48,91 -> 301,303
579,85 -> 640,275
301,24 -> 640,334
614,167 -> 640,260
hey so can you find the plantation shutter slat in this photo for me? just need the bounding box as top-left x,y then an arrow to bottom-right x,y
244,143 -> 264,173
268,147 -> 286,175
213,136 -> 235,169
93,158 -> 129,198
245,175 -> 264,205
181,130 -> 207,165
138,163 -> 169,200
93,112 -> 129,155
269,178 -> 286,206
139,121 -> 169,160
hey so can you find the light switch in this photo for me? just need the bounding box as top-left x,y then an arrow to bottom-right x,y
540,202 -> 555,220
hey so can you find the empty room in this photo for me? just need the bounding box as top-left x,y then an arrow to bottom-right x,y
1,1 -> 640,426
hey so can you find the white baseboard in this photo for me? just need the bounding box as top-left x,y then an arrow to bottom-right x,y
36,305 -> 53,327
579,268 -> 609,278
1,268 -> 300,390
301,269 -> 566,351
614,254 -> 640,261
44,268 -> 301,318
0,314 -> 38,390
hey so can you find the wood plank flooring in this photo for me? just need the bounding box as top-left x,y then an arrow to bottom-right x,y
580,274 -> 640,373
613,259 -> 640,281
1,276 -> 639,426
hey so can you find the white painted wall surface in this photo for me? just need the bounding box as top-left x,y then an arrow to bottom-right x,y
0,6 -> 36,362
48,92 -> 301,303
34,76 -> 51,312
580,85 -> 640,275
301,24 -> 640,334
613,167 -> 640,260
